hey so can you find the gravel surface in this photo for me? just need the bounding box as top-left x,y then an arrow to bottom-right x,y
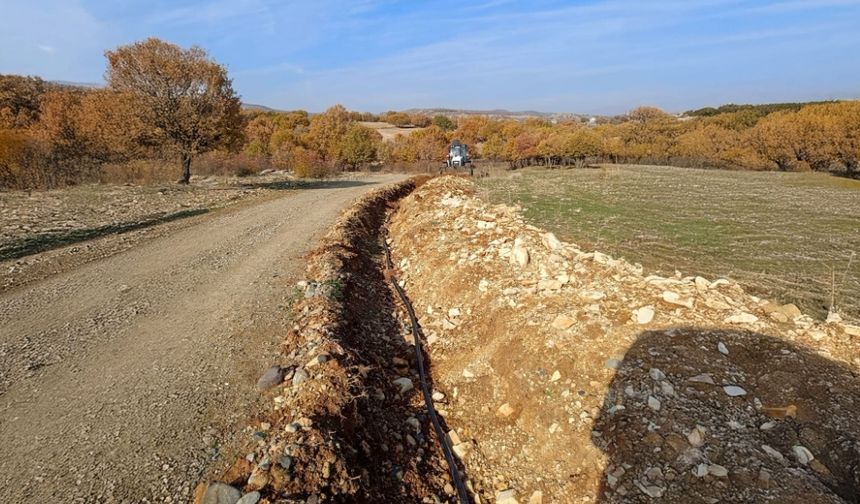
0,174 -> 404,503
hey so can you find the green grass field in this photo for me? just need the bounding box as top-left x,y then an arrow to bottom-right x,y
477,165 -> 860,323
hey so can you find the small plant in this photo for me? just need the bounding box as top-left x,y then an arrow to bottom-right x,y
323,278 -> 345,301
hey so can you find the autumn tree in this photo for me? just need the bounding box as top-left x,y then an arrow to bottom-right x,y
105,38 -> 242,184
339,123 -> 380,169
825,102 -> 860,173
432,115 -> 455,131
243,113 -> 276,156
628,106 -> 670,124
748,111 -> 797,171
0,74 -> 48,129
305,105 -> 351,163
381,111 -> 412,127
410,114 -> 432,127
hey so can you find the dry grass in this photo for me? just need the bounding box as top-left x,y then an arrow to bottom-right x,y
477,164 -> 860,322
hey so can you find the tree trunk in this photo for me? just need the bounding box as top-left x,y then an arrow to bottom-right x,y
180,152 -> 192,184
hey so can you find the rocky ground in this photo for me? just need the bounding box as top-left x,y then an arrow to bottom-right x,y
0,173 -> 404,503
0,170 -> 317,290
386,176 -> 860,503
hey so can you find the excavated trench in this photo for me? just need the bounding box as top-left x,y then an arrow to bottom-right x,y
194,176 -> 470,503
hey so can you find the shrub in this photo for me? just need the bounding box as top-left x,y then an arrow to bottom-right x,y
291,147 -> 330,178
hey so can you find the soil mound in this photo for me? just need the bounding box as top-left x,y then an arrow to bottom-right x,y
387,176 -> 860,503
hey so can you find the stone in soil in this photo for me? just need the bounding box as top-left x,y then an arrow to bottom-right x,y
201,482 -> 241,504
393,377 -> 414,393
256,365 -> 286,391
551,315 -> 575,330
236,492 -> 261,504
723,385 -> 747,396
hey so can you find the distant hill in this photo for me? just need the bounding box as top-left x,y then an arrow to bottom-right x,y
50,80 -> 102,89
242,103 -> 281,112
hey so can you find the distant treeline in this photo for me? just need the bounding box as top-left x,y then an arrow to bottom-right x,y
375,103 -> 860,174
2,38 -> 858,190
684,101 -> 840,117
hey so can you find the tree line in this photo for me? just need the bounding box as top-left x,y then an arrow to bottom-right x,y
2,37 -> 858,190
378,103 -> 859,173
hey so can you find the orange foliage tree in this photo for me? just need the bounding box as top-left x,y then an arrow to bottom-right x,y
105,38 -> 243,183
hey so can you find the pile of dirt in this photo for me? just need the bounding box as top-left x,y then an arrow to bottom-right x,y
194,176 -> 467,503
387,176 -> 860,503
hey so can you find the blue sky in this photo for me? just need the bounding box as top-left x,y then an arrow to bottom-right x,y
1,0 -> 859,114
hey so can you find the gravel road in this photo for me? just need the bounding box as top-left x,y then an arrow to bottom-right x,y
0,175 -> 404,503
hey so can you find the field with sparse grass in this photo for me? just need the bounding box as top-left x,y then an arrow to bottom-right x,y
477,165 -> 860,322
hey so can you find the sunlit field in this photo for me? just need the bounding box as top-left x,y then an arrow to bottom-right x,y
478,165 -> 860,322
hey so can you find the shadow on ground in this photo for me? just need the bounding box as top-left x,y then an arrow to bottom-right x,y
320,198 -> 460,502
237,179 -> 373,191
592,327 -> 860,503
0,179 -> 376,262
0,208 -> 208,261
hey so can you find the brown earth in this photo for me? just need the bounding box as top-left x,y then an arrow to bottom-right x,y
200,176 -> 472,503
386,176 -> 860,503
0,173 -> 404,503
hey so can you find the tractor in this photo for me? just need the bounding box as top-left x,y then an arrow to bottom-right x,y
446,140 -> 473,175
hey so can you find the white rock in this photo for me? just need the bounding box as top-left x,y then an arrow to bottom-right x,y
660,381 -> 675,396
432,391 -> 445,401
452,442 -> 471,460
550,370 -> 561,382
496,489 -> 519,504
694,276 -> 710,291
807,329 -> 827,341
462,369 -> 475,379
761,445 -> 785,462
687,426 -> 706,448
581,290 -> 606,301
708,464 -> 728,477
688,373 -> 715,385
725,313 -> 758,324
448,307 -> 461,318
478,279 -> 490,292
710,279 -> 731,289
510,243 -> 530,267
723,385 -> 747,397
843,324 -> 860,337
662,291 -> 693,308
635,306 -> 655,324
541,232 -> 562,251
537,279 -> 563,291
497,403 -> 515,417
792,445 -> 814,465
647,396 -> 661,411
694,463 -> 709,477
635,482 -> 664,498
392,377 -> 413,393
649,368 -> 665,381
718,342 -> 729,355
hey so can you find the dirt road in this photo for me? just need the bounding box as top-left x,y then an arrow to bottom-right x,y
0,175 -> 403,503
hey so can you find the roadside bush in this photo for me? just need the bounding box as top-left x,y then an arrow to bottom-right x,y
291,147 -> 330,178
